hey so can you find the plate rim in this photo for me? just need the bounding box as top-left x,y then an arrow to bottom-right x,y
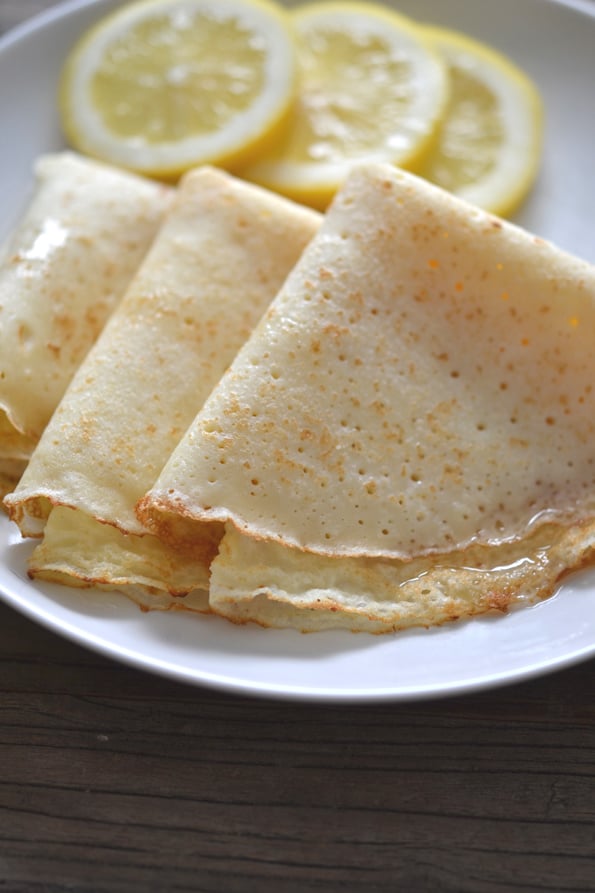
2,558 -> 595,704
1,0 -> 595,703
2,0 -> 595,49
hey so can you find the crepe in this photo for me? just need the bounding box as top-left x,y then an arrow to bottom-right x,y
207,521 -> 595,632
0,152 -> 171,484
139,162 -> 595,631
5,167 -> 319,606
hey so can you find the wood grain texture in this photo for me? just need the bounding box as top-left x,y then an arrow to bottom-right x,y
1,2 -> 595,892
1,601 -> 595,893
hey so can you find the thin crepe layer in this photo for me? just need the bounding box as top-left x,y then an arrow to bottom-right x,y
6,167 -> 319,598
0,152 -> 171,460
140,163 -> 595,564
209,521 -> 595,632
28,507 -> 211,613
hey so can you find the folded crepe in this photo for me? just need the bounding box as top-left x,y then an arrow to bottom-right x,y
0,152 -> 171,494
4,167 -> 319,608
138,163 -> 595,632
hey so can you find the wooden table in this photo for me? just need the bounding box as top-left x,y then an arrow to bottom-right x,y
1,2 -> 595,891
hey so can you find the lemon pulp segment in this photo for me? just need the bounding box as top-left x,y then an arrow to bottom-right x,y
92,12 -> 269,141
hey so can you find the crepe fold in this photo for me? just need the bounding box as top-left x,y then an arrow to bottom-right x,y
139,163 -> 595,632
4,167 -> 319,607
0,152 -> 171,493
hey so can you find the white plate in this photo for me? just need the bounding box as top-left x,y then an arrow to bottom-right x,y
1,0 -> 595,702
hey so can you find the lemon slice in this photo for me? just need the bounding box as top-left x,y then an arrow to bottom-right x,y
419,27 -> 543,216
240,1 -> 448,209
59,0 -> 297,178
